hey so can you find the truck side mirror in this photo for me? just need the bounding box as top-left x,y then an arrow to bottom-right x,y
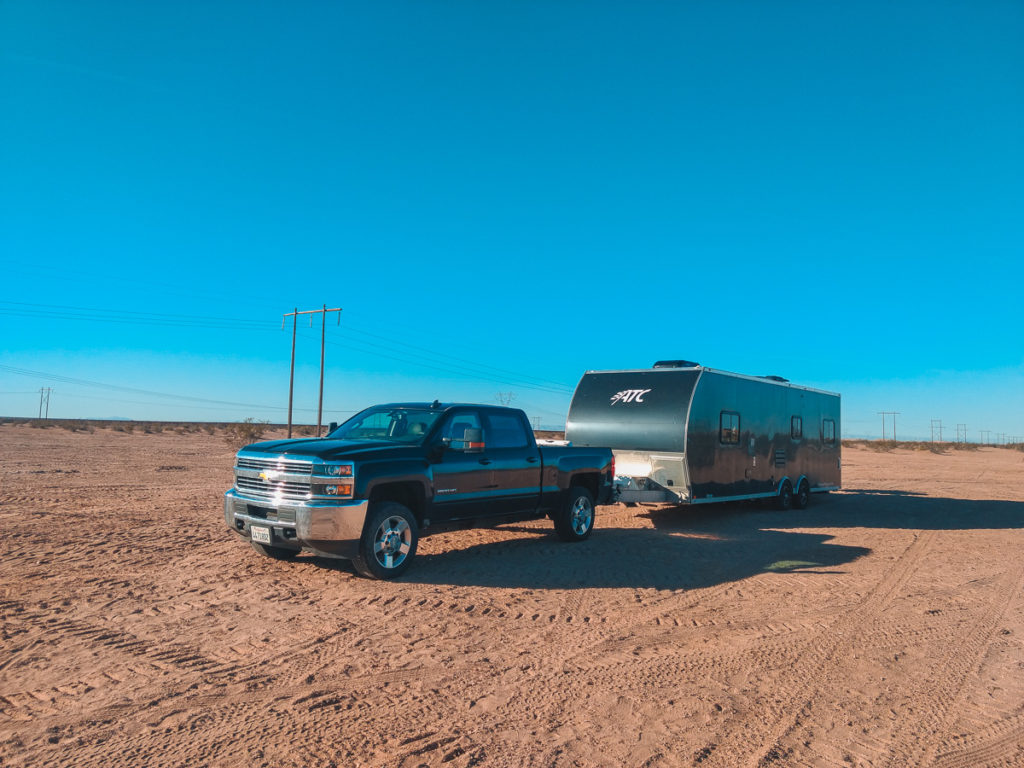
328,422 -> 338,435
463,428 -> 485,454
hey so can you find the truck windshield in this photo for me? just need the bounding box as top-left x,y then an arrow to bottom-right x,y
328,407 -> 441,444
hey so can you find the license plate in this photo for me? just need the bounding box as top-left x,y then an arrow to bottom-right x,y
250,525 -> 272,544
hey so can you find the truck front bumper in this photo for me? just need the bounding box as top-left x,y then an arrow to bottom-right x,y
224,489 -> 369,559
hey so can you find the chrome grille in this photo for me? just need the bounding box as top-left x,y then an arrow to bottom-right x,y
236,476 -> 311,500
237,456 -> 313,475
234,453 -> 314,500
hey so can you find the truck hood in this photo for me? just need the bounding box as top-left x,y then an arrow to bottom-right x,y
240,438 -> 419,462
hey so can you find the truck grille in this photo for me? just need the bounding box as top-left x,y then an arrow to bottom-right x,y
235,476 -> 311,500
236,456 -> 313,475
234,454 -> 313,500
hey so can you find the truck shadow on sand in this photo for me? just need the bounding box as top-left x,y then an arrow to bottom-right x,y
383,491 -> 1021,590
392,513 -> 868,592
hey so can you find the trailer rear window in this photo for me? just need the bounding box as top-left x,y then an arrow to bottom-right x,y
791,416 -> 803,440
822,419 -> 836,445
720,411 -> 740,445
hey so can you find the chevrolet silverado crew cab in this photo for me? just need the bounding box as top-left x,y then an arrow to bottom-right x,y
224,402 -> 614,579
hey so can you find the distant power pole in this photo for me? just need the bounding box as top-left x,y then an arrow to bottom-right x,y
956,424 -> 967,444
930,419 -> 944,442
282,305 -> 342,438
878,411 -> 900,441
980,430 -> 991,445
38,387 -> 52,419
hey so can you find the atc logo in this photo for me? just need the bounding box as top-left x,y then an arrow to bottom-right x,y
610,388 -> 651,405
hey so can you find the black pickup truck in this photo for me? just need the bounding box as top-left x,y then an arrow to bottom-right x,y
224,402 -> 614,579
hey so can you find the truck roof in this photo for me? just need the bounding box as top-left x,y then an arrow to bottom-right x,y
371,402 -> 522,412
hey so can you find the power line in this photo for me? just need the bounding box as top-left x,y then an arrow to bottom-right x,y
0,364 -> 288,411
1,299 -> 576,395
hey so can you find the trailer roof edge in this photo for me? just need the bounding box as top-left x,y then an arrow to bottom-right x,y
580,366 -> 840,398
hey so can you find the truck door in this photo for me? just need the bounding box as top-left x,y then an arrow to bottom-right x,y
429,410 -> 496,521
481,409 -> 543,516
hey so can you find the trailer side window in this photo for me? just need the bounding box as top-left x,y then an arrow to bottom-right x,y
791,416 -> 803,440
720,411 -> 740,445
822,419 -> 836,445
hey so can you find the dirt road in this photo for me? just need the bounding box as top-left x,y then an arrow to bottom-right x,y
1,426 -> 1022,767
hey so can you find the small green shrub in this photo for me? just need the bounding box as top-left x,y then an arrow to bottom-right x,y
224,418 -> 268,449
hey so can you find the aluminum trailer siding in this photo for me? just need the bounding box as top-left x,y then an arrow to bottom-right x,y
565,364 -> 841,505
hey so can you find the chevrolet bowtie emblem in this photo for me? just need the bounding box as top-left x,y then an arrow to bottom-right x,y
259,470 -> 278,482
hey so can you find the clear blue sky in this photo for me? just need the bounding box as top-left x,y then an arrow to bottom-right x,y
2,1 -> 1022,440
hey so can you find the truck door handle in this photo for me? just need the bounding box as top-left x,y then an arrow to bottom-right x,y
526,457 -> 539,463
478,459 -> 492,465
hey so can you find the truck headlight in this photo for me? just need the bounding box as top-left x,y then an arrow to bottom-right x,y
312,481 -> 354,497
324,463 -> 353,477
321,482 -> 354,497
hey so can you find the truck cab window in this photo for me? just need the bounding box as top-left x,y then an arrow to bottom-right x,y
485,411 -> 530,448
443,412 -> 482,450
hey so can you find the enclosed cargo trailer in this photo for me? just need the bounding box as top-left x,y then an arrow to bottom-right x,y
565,362 -> 840,509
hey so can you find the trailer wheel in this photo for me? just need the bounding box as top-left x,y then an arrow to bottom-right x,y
794,480 -> 810,510
352,502 -> 419,580
776,480 -> 793,511
250,540 -> 300,560
554,486 -> 595,542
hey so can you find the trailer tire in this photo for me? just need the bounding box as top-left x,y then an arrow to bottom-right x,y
554,486 -> 595,542
794,480 -> 810,510
776,480 -> 794,511
250,540 -> 300,560
352,502 -> 419,580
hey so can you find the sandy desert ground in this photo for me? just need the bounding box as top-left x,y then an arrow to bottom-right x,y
1,425 -> 1022,768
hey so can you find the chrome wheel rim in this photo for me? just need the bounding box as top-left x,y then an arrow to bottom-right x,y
373,516 -> 412,569
570,496 -> 593,535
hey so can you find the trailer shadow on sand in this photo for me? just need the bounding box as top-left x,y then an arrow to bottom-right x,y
331,491 -> 1022,591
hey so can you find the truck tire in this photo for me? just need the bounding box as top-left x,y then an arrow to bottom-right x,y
352,502 -> 419,580
250,540 -> 300,560
554,486 -> 595,542
794,479 -> 810,510
776,480 -> 794,511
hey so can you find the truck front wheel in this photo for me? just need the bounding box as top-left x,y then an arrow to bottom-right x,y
353,502 -> 419,580
554,486 -> 595,542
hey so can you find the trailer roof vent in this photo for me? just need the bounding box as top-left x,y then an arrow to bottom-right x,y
653,360 -> 700,369
762,375 -> 789,382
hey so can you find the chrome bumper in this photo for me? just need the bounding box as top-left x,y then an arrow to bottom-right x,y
224,489 -> 370,559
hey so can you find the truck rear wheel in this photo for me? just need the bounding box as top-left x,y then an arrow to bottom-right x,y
250,540 -> 300,560
353,502 -> 419,580
554,486 -> 595,542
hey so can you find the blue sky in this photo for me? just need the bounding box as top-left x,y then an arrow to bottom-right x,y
1,1 -> 1022,440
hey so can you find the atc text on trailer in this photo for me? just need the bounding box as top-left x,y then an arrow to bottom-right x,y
565,361 -> 841,510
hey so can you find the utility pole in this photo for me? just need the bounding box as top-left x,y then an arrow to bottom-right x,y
878,411 -> 900,441
930,419 -> 944,442
956,423 -> 967,444
282,306 -> 342,438
495,392 -> 517,406
980,430 -> 991,445
38,387 -> 52,419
